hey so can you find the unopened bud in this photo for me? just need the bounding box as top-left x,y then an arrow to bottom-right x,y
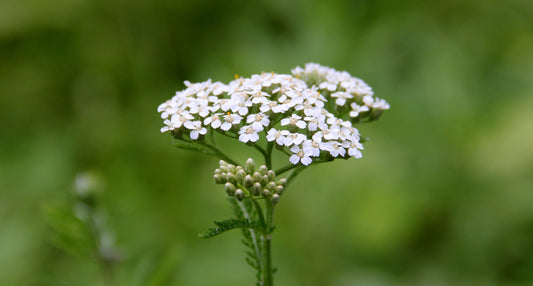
227,164 -> 236,174
236,169 -> 246,181
253,172 -> 262,183
267,170 -> 276,181
214,168 -> 221,175
261,188 -> 270,197
251,182 -> 262,196
275,185 -> 284,195
272,194 -> 280,204
235,189 -> 245,201
277,178 -> 287,187
213,174 -> 224,184
227,173 -> 238,184
258,165 -> 268,175
244,175 -> 254,188
245,158 -> 256,173
262,175 -> 269,186
219,172 -> 228,182
266,182 -> 276,192
225,182 -> 236,196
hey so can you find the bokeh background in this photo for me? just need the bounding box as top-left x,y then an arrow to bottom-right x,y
1,0 -> 533,285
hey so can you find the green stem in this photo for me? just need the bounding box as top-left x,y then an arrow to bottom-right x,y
197,141 -> 240,166
262,200 -> 275,286
275,164 -> 299,175
237,200 -> 262,270
286,166 -> 305,187
265,142 -> 274,169
252,199 -> 267,230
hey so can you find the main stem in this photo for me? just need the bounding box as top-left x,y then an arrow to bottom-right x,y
262,200 -> 275,286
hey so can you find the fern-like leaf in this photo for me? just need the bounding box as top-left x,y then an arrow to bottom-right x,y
199,218 -> 262,239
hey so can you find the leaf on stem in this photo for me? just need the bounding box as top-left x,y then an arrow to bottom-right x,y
199,218 -> 262,239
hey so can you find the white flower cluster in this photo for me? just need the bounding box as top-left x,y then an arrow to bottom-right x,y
158,63 -> 389,165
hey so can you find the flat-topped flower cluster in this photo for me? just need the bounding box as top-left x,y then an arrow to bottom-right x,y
158,63 -> 389,166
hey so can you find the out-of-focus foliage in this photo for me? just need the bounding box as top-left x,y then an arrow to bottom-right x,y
1,0 -> 532,285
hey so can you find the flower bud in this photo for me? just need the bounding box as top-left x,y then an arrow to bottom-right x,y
261,175 -> 270,186
225,182 -> 236,196
227,173 -> 238,184
253,172 -> 262,183
245,158 -> 256,174
214,168 -> 221,175
219,172 -> 228,182
277,178 -> 287,187
251,182 -> 262,196
236,169 -> 246,181
235,189 -> 245,201
218,161 -> 228,172
261,188 -> 270,197
227,164 -> 236,174
272,194 -> 280,205
275,185 -> 284,195
244,175 -> 254,188
267,170 -> 276,181
266,182 -> 276,192
258,165 -> 268,175
213,174 -> 224,184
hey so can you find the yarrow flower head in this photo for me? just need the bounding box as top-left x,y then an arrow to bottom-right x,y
158,63 -> 390,166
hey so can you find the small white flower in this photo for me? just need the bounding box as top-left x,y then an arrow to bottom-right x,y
327,141 -> 346,157
246,113 -> 270,131
321,127 -> 339,141
260,101 -> 278,113
362,95 -> 374,106
302,139 -> 321,157
303,116 -> 320,131
319,81 -> 337,92
266,128 -> 290,146
372,98 -> 390,110
285,132 -> 306,146
280,114 -> 306,129
331,91 -> 353,106
250,91 -> 270,104
169,112 -> 193,129
231,98 -> 252,116
184,120 -> 207,140
219,99 -> 234,112
210,81 -> 228,96
289,145 -> 313,165
349,103 -> 369,118
345,140 -> 363,158
189,103 -> 210,118
204,113 -> 223,129
326,117 -> 352,128
221,113 -> 243,131
239,125 -> 260,143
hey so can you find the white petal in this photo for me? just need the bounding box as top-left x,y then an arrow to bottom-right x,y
301,157 -> 313,166
289,155 -> 300,164
190,131 -> 199,140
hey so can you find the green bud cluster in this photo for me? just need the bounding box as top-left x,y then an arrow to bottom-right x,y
214,159 -> 285,204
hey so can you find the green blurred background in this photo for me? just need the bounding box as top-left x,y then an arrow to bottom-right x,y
1,0 -> 533,285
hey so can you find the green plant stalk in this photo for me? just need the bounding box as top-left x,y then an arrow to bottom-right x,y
237,200 -> 262,269
262,200 -> 275,286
